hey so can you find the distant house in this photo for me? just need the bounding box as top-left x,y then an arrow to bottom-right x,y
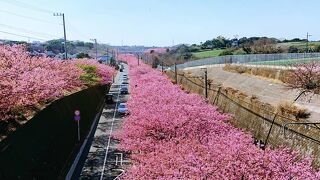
29,42 -> 45,53
46,51 -> 56,58
55,53 -> 75,59
29,51 -> 46,57
98,55 -> 112,64
231,40 -> 239,47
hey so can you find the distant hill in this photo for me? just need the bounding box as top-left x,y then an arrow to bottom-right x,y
0,38 -> 165,58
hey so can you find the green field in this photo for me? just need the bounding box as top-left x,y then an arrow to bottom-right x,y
193,49 -> 224,59
277,41 -> 320,49
248,58 -> 320,66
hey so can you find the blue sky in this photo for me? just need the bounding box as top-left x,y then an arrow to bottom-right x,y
0,0 -> 319,46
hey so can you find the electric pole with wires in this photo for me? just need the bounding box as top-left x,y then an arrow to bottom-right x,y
53,13 -> 67,59
91,39 -> 98,59
306,32 -> 312,53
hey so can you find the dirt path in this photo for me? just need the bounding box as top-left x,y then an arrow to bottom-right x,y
185,66 -> 320,123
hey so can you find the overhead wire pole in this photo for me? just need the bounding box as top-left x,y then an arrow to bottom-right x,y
91,38 -> 98,59
174,63 -> 178,84
161,61 -> 164,73
54,13 -> 67,59
306,32 -> 312,53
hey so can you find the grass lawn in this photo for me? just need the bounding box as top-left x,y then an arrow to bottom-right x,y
193,49 -> 224,59
248,58 -> 320,66
277,41 -> 320,49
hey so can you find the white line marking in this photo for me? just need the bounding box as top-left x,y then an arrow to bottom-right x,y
100,72 -> 122,180
114,169 -> 125,180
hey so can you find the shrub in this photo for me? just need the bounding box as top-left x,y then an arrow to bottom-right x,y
235,65 -> 247,74
288,46 -> 299,53
233,48 -> 247,55
219,49 -> 234,56
77,64 -> 101,86
278,102 -> 311,119
76,52 -> 91,59
315,45 -> 320,53
223,64 -> 247,74
287,61 -> 320,94
250,95 -> 259,101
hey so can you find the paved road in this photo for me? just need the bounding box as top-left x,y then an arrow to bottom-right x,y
79,63 -> 130,180
186,66 -> 320,122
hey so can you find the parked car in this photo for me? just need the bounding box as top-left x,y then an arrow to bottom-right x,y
117,103 -> 128,115
105,93 -> 114,104
122,81 -> 129,85
120,87 -> 129,94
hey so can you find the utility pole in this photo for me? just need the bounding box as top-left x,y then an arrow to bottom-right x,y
306,32 -> 312,53
137,54 -> 140,66
54,13 -> 67,59
91,38 -> 98,59
174,63 -> 178,84
161,61 -> 164,73
202,68 -> 208,98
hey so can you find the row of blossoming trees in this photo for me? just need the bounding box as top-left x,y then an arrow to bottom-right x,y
115,54 -> 320,179
0,45 -> 115,122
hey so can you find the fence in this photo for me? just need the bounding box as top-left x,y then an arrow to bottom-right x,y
165,69 -> 320,167
176,53 -> 320,69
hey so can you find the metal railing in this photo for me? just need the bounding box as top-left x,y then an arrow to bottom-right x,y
176,53 -> 320,69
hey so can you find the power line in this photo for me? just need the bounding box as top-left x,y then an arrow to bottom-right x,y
0,0 -> 54,14
0,23 -> 60,39
68,23 -> 91,40
0,9 -> 61,25
0,30 -> 48,41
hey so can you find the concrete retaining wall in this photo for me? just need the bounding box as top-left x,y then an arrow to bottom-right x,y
0,85 -> 109,179
166,71 -> 320,167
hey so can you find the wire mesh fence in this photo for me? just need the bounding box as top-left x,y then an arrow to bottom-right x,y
176,53 -> 320,69
165,70 -> 320,145
137,56 -> 320,165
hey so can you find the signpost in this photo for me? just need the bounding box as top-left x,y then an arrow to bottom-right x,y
74,110 -> 81,141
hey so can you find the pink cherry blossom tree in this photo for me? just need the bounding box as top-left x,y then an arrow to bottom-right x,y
115,54 -> 320,179
0,45 -> 115,121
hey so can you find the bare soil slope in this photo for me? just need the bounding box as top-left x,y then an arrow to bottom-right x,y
185,66 -> 320,122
